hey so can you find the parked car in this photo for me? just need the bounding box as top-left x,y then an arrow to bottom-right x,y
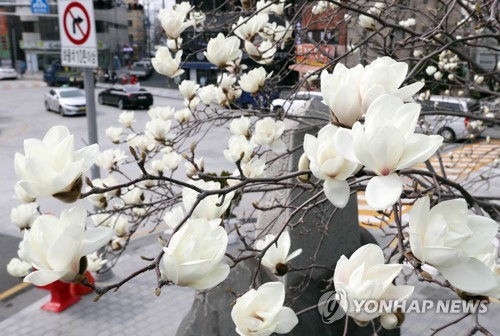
416,95 -> 484,142
0,66 -> 18,80
44,87 -> 86,116
98,85 -> 154,109
234,91 -> 280,110
271,91 -> 328,116
129,61 -> 153,79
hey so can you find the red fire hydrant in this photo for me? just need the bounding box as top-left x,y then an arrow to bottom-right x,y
36,272 -> 95,313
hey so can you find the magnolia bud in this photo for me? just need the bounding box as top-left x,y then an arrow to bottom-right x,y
380,313 -> 399,329
297,153 -> 310,183
353,319 -> 370,327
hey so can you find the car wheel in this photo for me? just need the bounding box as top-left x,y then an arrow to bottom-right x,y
117,99 -> 124,110
59,106 -> 65,117
44,101 -> 50,111
98,95 -> 104,105
438,126 -> 456,142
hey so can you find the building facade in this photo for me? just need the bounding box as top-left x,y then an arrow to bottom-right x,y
124,0 -> 146,62
14,0 -> 128,72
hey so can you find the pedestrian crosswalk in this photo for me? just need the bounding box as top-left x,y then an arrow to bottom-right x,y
357,139 -> 500,228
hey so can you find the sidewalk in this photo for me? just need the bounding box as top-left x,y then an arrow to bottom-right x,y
0,235 -> 195,336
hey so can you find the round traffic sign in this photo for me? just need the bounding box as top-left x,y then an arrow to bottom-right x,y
63,2 -> 91,45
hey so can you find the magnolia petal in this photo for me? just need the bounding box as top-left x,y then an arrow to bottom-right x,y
273,307 -> 299,334
458,215 -> 498,256
420,246 -> 467,267
408,196 -> 430,237
24,269 -> 68,286
364,264 -> 403,289
352,123 -> 380,173
397,134 -> 443,170
348,244 -> 385,270
270,139 -> 287,154
81,227 -> 114,257
188,263 -> 230,290
324,179 -> 350,208
334,127 -> 359,164
365,174 -> 402,210
46,225 -> 81,272
439,258 -> 498,295
43,125 -> 71,147
395,81 -> 425,101
286,248 -> 303,263
380,284 -> 414,301
367,126 -> 405,174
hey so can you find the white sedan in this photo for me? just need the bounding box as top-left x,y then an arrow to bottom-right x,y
271,91 -> 329,117
0,66 -> 18,80
44,88 -> 87,116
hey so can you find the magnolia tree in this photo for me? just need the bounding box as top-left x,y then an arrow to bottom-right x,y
7,1 -> 500,335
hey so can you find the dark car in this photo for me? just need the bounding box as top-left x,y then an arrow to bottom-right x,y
234,91 -> 280,110
98,85 -> 153,109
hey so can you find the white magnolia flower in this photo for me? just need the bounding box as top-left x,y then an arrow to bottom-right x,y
7,258 -> 32,278
241,159 -> 265,178
182,180 -> 234,220
304,124 -> 360,208
262,22 -> 293,47
413,49 -> 423,58
233,14 -> 269,41
312,1 -> 333,16
204,33 -> 242,68
118,111 -> 135,128
189,10 -> 206,28
145,119 -> 172,142
173,1 -> 193,18
433,71 -> 443,81
425,65 -> 437,76
321,63 -> 364,127
167,37 -> 182,51
230,116 -> 251,138
122,187 -> 144,205
358,15 -> 376,30
179,80 -> 199,101
448,74 -> 455,81
86,252 -> 107,272
239,67 -> 268,94
22,207 -> 113,286
158,8 -> 192,39
474,75 -> 484,85
95,149 -> 128,171
174,108 -> 192,123
148,106 -> 175,120
14,183 -> 36,203
163,150 -> 182,171
256,0 -> 285,16
160,218 -> 229,290
105,126 -> 123,143
252,117 -> 286,154
335,95 -> 443,210
14,125 -> 98,200
198,84 -> 218,105
255,231 -> 302,275
163,206 -> 185,230
152,48 -> 184,78
11,203 -> 39,229
126,134 -> 156,152
185,157 -> 204,178
85,179 -> 108,209
399,18 -> 416,28
359,57 -> 425,113
334,244 -> 414,322
244,40 -> 276,65
224,135 -> 255,163
111,216 -> 129,237
231,281 -> 299,336
409,196 -> 499,297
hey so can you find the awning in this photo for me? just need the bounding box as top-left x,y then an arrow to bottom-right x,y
288,63 -> 323,73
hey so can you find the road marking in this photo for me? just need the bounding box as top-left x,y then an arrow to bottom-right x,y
0,282 -> 31,301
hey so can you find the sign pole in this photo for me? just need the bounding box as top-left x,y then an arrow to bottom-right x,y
83,68 -> 100,179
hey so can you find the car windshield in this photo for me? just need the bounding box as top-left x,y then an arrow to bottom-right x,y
60,90 -> 84,98
124,85 -> 147,93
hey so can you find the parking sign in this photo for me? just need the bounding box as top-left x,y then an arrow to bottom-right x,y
57,0 -> 98,67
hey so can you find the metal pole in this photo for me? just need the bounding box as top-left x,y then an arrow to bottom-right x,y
83,68 -> 100,179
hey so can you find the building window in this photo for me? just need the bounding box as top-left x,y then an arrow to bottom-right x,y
129,34 -> 134,42
128,20 -> 133,27
96,21 -> 109,33
22,21 -> 35,33
39,17 -> 59,40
